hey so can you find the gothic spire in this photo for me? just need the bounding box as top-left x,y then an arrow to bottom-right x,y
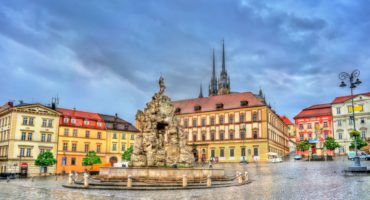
218,39 -> 231,95
198,84 -> 204,98
221,39 -> 226,74
209,49 -> 218,96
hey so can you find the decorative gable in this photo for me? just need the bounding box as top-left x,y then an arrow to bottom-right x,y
14,104 -> 60,117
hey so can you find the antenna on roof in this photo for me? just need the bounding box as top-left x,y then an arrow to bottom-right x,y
51,95 -> 59,110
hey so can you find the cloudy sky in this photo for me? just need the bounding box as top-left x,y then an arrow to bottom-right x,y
1,0 -> 370,123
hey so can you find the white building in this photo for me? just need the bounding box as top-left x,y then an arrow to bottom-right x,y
331,92 -> 370,154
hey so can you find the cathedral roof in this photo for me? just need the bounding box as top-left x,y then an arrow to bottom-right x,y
172,92 -> 265,114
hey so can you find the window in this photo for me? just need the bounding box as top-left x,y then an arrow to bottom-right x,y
220,132 -> 224,140
72,143 -> 77,152
229,115 -> 234,123
20,148 -> 25,157
324,132 -> 328,139
184,119 -> 189,128
211,149 -> 215,158
84,144 -> 89,152
48,119 -> 53,127
219,116 -> 224,125
112,143 -> 117,151
97,144 -> 101,153
122,133 -> 126,140
240,114 -> 245,123
42,119 -> 47,127
300,134 -> 304,141
229,132 -> 234,140
252,113 -> 257,122
113,133 -> 117,139
27,133 -> 32,141
71,157 -> 76,165
336,107 -> 341,114
29,118 -> 34,126
47,134 -> 52,142
71,118 -> 76,124
97,132 -> 101,139
21,132 -> 26,140
192,119 -> 197,127
253,146 -> 259,156
230,149 -> 234,157
337,120 -> 342,126
26,148 -> 31,157
121,143 -> 126,151
64,128 -> 69,136
63,118 -> 69,123
85,131 -> 90,138
40,149 -> 45,154
323,122 -> 328,128
211,132 -> 215,141
97,122 -> 102,127
130,134 -> 135,140
201,118 -> 206,126
84,120 -> 89,125
308,133 -> 312,139
41,134 -> 46,142
361,118 -> 365,124
338,132 -> 343,140
240,130 -> 246,139
202,133 -> 206,141
193,133 -> 197,141
362,130 -> 366,139
63,143 -> 68,151
307,123 -> 312,129
253,130 -> 258,139
22,117 -> 28,125
73,129 -> 77,137
210,117 -> 215,125
241,147 -> 246,157
299,124 -> 303,130
220,148 -> 224,157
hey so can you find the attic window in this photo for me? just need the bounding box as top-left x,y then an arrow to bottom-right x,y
194,105 -> 201,111
216,103 -> 224,109
175,107 -> 181,113
240,101 -> 249,106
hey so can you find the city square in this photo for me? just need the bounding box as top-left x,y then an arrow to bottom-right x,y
1,1 -> 370,200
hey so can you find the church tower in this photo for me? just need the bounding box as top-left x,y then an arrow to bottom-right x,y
217,40 -> 231,95
208,49 -> 218,96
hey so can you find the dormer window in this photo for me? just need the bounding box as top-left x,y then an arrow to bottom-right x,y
84,120 -> 89,125
97,121 -> 102,127
194,105 -> 201,111
175,107 -> 181,113
240,101 -> 248,106
63,117 -> 69,123
216,103 -> 224,109
71,118 -> 76,124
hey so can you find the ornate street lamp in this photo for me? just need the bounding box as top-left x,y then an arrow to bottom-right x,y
338,69 -> 362,168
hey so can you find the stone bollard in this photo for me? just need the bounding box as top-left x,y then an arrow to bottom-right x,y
237,173 -> 243,184
74,172 -> 79,181
68,173 -> 73,185
244,172 -> 249,182
127,175 -> 133,188
83,172 -> 89,188
182,175 -> 188,188
207,175 -> 212,187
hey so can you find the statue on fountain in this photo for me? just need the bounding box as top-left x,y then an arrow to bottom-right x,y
130,76 -> 194,167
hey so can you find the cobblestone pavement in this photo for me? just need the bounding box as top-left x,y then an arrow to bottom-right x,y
0,157 -> 369,200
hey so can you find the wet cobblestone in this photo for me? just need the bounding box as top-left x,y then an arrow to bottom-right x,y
0,157 -> 369,200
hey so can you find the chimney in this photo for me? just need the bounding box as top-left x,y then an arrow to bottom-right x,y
7,101 -> 13,107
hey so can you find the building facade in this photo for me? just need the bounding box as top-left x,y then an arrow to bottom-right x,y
0,102 -> 60,176
280,116 -> 296,153
99,114 -> 139,164
56,108 -> 107,174
294,104 -> 333,156
331,92 -> 370,154
172,92 -> 289,163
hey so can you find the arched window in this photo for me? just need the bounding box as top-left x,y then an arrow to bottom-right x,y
219,115 -> 224,125
193,133 -> 197,141
240,113 -> 245,123
240,130 -> 246,139
229,114 -> 234,124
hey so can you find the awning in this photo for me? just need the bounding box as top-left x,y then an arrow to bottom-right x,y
309,139 -> 318,143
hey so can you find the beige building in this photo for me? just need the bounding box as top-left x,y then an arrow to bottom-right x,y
0,102 -> 60,176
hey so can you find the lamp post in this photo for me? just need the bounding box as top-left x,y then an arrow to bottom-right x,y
338,69 -> 362,167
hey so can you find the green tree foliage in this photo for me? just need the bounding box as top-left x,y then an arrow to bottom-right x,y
323,137 -> 340,150
350,130 -> 361,137
297,140 -> 310,151
122,146 -> 133,161
82,151 -> 102,166
350,137 -> 368,150
35,151 -> 57,167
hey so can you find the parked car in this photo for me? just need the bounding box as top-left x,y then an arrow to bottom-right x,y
267,152 -> 283,163
294,155 -> 302,160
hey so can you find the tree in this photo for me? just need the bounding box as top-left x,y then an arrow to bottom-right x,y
323,137 -> 340,150
35,151 -> 56,174
297,140 -> 310,151
122,146 -> 133,161
350,137 -> 368,150
82,151 -> 102,166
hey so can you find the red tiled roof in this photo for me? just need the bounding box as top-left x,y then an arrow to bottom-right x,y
172,92 -> 265,114
57,108 -> 102,121
280,115 -> 293,125
331,92 -> 370,104
294,103 -> 332,119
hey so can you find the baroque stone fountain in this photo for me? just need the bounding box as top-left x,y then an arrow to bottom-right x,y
64,76 -> 249,190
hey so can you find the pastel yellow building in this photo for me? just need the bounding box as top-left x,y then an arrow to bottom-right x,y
0,102 -> 60,176
99,114 -> 139,164
56,108 -> 107,174
172,92 -> 289,163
